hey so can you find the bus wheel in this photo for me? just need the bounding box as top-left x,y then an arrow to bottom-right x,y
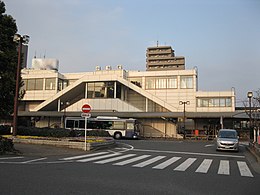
114,132 -> 122,139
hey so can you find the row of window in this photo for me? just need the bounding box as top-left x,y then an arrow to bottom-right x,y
130,76 -> 194,89
197,98 -> 232,107
22,78 -> 56,90
87,82 -> 121,99
22,78 -> 72,91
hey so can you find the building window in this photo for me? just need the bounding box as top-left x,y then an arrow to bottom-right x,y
167,77 -> 177,88
27,79 -> 36,90
146,78 -> 156,89
35,79 -> 43,90
197,98 -> 232,107
146,76 -> 177,89
87,82 -> 115,98
45,78 -> 56,90
129,77 -> 142,88
180,76 -> 193,89
22,79 -> 43,90
58,79 -> 68,91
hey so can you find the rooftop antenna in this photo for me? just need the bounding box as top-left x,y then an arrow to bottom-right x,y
157,40 -> 159,47
34,51 -> 37,58
44,50 -> 46,58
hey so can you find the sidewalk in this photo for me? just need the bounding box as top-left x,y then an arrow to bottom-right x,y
247,142 -> 260,163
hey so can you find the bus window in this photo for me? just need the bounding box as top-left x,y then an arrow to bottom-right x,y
66,120 -> 74,128
113,121 -> 125,129
126,122 -> 134,130
79,120 -> 85,129
74,120 -> 79,129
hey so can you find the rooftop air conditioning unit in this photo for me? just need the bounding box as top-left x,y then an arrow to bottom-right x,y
117,65 -> 123,70
95,65 -> 101,71
105,65 -> 112,70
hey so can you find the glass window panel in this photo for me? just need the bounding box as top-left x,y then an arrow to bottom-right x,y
58,79 -> 63,91
126,122 -> 134,130
116,82 -> 121,98
180,76 -> 193,89
156,78 -> 167,89
113,121 -> 125,129
146,78 -> 156,89
27,79 -> 35,90
167,77 -> 177,88
87,83 -> 95,98
202,99 -> 209,107
226,98 -> 232,107
213,98 -> 220,107
45,78 -> 56,90
219,98 -> 226,107
130,78 -> 142,88
95,82 -> 104,97
35,79 -> 43,90
209,99 -> 213,107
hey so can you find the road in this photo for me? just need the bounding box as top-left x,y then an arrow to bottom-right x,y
0,139 -> 259,195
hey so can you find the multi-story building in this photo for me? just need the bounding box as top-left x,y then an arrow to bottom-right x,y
19,45 -> 242,138
146,45 -> 185,71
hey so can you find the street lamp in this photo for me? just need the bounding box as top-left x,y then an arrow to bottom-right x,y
12,34 -> 30,136
247,91 -> 253,140
179,101 -> 190,139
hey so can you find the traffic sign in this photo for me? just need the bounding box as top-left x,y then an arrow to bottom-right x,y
81,113 -> 91,118
82,104 -> 91,113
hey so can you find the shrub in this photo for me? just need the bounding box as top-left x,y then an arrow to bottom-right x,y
0,125 -> 11,135
17,126 -> 110,138
0,136 -> 15,155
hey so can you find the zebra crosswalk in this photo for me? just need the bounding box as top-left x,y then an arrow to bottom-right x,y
60,152 -> 254,178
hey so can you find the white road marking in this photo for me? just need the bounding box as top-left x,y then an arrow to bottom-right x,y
204,144 -> 215,147
174,158 -> 197,171
61,152 -> 109,161
114,143 -> 134,152
132,156 -> 166,168
133,148 -> 245,158
218,160 -> 230,175
152,157 -> 181,169
195,159 -> 213,173
21,158 -> 47,164
94,154 -> 137,164
113,155 -> 151,166
237,161 -> 254,177
0,156 -> 24,160
77,153 -> 121,162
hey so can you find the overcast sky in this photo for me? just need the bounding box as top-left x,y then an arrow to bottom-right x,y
4,0 -> 260,104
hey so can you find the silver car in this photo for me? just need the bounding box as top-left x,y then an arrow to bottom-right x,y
216,129 -> 239,152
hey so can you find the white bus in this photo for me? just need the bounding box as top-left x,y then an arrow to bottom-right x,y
65,116 -> 139,139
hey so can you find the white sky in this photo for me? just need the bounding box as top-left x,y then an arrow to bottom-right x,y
4,0 -> 260,104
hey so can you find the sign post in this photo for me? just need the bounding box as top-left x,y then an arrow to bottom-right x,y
82,104 -> 91,151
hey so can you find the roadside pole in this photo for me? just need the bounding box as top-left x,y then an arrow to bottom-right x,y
81,104 -> 92,151
85,116 -> 87,151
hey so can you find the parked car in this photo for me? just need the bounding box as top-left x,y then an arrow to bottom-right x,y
216,129 -> 239,152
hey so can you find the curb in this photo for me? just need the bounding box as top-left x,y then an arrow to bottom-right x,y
11,137 -> 116,151
247,143 -> 260,163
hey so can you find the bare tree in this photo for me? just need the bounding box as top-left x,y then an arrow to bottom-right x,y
243,89 -> 260,142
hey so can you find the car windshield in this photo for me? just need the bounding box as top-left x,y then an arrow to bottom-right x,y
218,131 -> 237,138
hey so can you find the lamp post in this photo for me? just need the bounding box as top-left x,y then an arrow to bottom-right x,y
247,91 -> 253,141
12,34 -> 30,136
179,101 -> 190,139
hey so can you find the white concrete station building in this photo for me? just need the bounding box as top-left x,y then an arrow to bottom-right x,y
19,45 -> 237,138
